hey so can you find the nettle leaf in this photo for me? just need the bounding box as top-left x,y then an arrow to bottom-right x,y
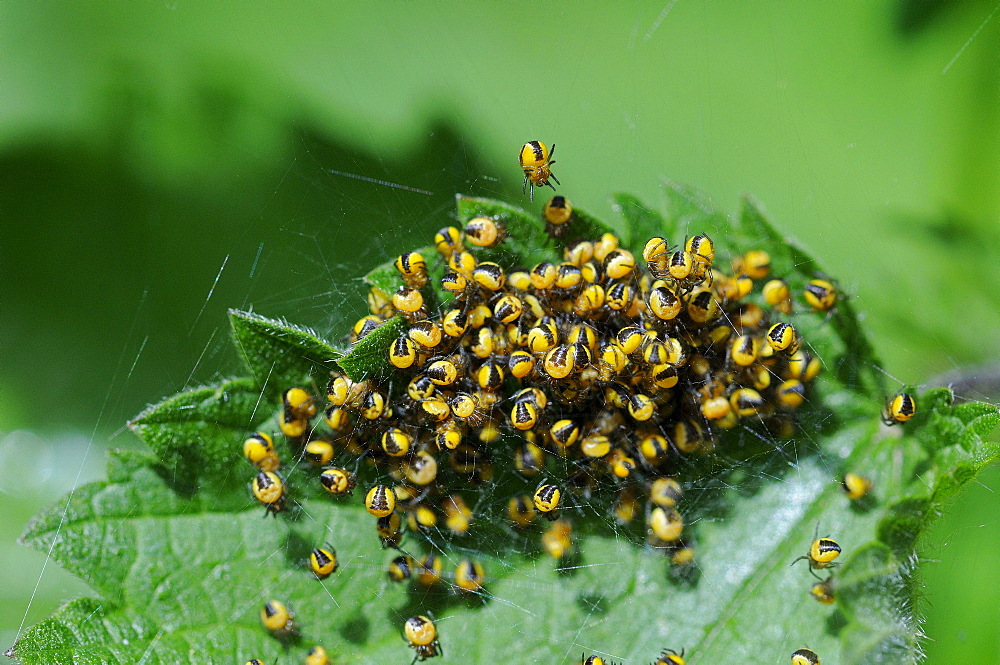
229,309 -> 341,401
612,192 -> 668,254
128,377 -> 265,483
456,194 -> 559,267
565,204 -> 618,244
11,193 -> 1000,665
363,257 -> 406,296
336,315 -> 408,382
661,178 -> 729,249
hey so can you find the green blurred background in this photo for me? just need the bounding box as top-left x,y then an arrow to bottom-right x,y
2,1 -> 998,661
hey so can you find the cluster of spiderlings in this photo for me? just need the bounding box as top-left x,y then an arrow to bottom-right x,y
245,194 -> 843,604
234,129 -> 931,659
316,198 -> 833,559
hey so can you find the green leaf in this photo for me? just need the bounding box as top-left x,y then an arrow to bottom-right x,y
13,192 -> 1000,665
612,192 -> 669,253
127,377 -> 265,483
362,258 -> 405,296
564,204 -> 618,244
661,178 -> 729,247
12,452 -> 401,663
14,390 -> 997,665
455,194 -> 558,267
335,315 -> 407,382
229,309 -> 341,400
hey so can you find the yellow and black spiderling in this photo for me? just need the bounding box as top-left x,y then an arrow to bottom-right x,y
654,648 -> 687,665
842,472 -> 873,501
319,468 -> 356,496
303,439 -> 334,466
449,249 -> 478,277
442,494 -> 473,535
404,614 -> 441,661
365,484 -> 396,518
377,512 -> 404,548
541,518 -> 573,559
245,189 -> 846,596
416,553 -> 444,587
776,379 -> 806,408
763,277 -> 793,312
520,140 -> 560,202
409,319 -> 443,350
810,577 -> 835,604
649,507 -> 684,543
686,233 -> 714,264
511,400 -> 539,431
766,322 -> 797,352
791,648 -> 820,665
582,656 -> 616,665
392,286 -> 426,319
472,261 -> 506,291
323,405 -> 350,431
508,350 -> 536,378
309,546 -> 338,579
533,483 -> 562,519
243,432 -> 279,472
260,599 -> 295,635
251,471 -> 286,514
351,314 -> 382,342
381,427 -> 412,457
508,494 -> 536,527
803,278 -> 837,311
407,504 -> 438,533
650,477 -> 683,508
580,433 -> 612,458
550,419 -> 580,448
671,546 -> 695,567
476,360 -> 505,391
387,554 -> 414,582
794,536 -> 842,577
279,407 -> 309,438
434,226 -> 463,257
282,387 -> 317,420
454,559 -> 486,593
809,538 -> 841,565
404,450 -> 439,487
883,392 -> 916,425
305,646 -> 331,665
465,216 -> 506,248
395,251 -> 428,289
554,262 -> 583,289
740,249 -> 771,279
544,195 -> 572,230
